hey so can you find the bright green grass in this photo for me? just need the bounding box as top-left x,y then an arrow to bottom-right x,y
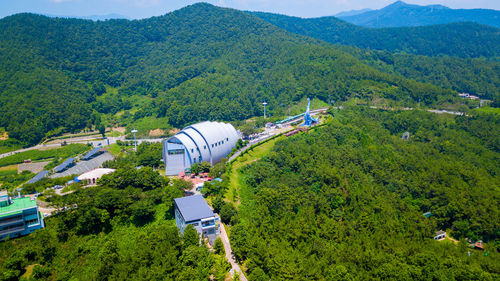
474,107 -> 500,115
0,144 -> 88,167
226,136 -> 283,205
107,143 -> 123,157
287,97 -> 329,116
127,116 -> 172,138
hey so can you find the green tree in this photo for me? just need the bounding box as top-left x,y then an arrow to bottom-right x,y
183,225 -> 199,247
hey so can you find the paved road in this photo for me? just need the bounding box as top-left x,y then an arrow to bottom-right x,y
220,223 -> 248,281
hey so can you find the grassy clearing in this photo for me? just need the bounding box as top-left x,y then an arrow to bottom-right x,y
126,116 -> 172,138
226,136 -> 283,205
287,97 -> 329,116
0,144 -> 89,167
474,107 -> 500,115
0,164 -> 17,172
107,143 -> 124,157
0,139 -> 23,154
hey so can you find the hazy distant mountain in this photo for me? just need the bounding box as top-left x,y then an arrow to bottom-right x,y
252,11 -> 500,58
338,1 -> 500,28
335,8 -> 372,17
44,13 -> 129,21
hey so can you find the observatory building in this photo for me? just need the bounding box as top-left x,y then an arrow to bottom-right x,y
163,121 -> 239,175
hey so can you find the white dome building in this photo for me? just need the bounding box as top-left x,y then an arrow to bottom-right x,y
163,121 -> 240,175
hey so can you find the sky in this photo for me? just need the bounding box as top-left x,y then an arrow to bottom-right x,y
1,0 -> 499,19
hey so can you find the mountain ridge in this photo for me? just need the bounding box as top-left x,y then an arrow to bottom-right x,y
0,3 -> 461,146
252,11 -> 500,58
338,1 -> 500,28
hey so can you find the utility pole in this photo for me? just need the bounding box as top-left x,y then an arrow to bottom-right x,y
131,129 -> 138,151
262,101 -> 267,119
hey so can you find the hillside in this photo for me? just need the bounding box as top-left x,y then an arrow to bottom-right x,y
338,1 -> 500,28
0,3 -> 461,146
229,108 -> 500,279
342,47 -> 500,101
252,11 -> 500,58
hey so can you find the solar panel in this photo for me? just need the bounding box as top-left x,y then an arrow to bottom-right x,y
53,157 -> 75,173
82,146 -> 102,160
27,170 -> 49,184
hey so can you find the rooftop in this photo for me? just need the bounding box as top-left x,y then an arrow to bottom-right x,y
27,170 -> 49,184
0,197 -> 37,218
82,146 -> 102,160
53,157 -> 75,173
77,168 -> 115,180
435,230 -> 446,236
174,195 -> 214,222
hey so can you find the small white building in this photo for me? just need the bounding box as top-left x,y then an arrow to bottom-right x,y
77,168 -> 115,185
434,230 -> 446,241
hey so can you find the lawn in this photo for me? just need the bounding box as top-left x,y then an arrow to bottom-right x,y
0,144 -> 89,167
225,136 -> 283,205
474,107 -> 500,115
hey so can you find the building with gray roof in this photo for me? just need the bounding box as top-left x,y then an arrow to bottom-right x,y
174,195 -> 220,243
163,121 -> 240,175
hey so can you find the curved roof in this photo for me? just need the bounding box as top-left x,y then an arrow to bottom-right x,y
166,121 -> 239,165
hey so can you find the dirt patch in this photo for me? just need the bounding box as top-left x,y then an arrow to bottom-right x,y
0,131 -> 8,141
169,128 -> 180,135
18,161 -> 50,174
112,127 -> 126,133
149,129 -> 165,137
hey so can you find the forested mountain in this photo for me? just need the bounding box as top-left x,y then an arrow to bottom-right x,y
0,3 -> 463,146
341,47 -> 500,100
252,11 -> 500,58
231,108 -> 500,280
338,1 -> 500,28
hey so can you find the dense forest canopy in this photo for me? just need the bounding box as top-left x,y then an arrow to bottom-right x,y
252,11 -> 500,58
230,108 -> 500,280
1,3 -> 497,147
0,162 -> 229,280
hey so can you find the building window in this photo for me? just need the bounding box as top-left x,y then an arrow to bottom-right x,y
211,144 -> 214,148
204,145 -> 206,149
168,149 -> 184,155
191,148 -> 194,153
193,158 -> 196,163
26,219 -> 39,226
226,138 -> 229,141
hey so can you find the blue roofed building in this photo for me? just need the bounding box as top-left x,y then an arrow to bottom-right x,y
27,170 -> 49,184
0,191 -> 45,241
82,146 -> 102,160
174,195 -> 220,244
53,157 -> 75,173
